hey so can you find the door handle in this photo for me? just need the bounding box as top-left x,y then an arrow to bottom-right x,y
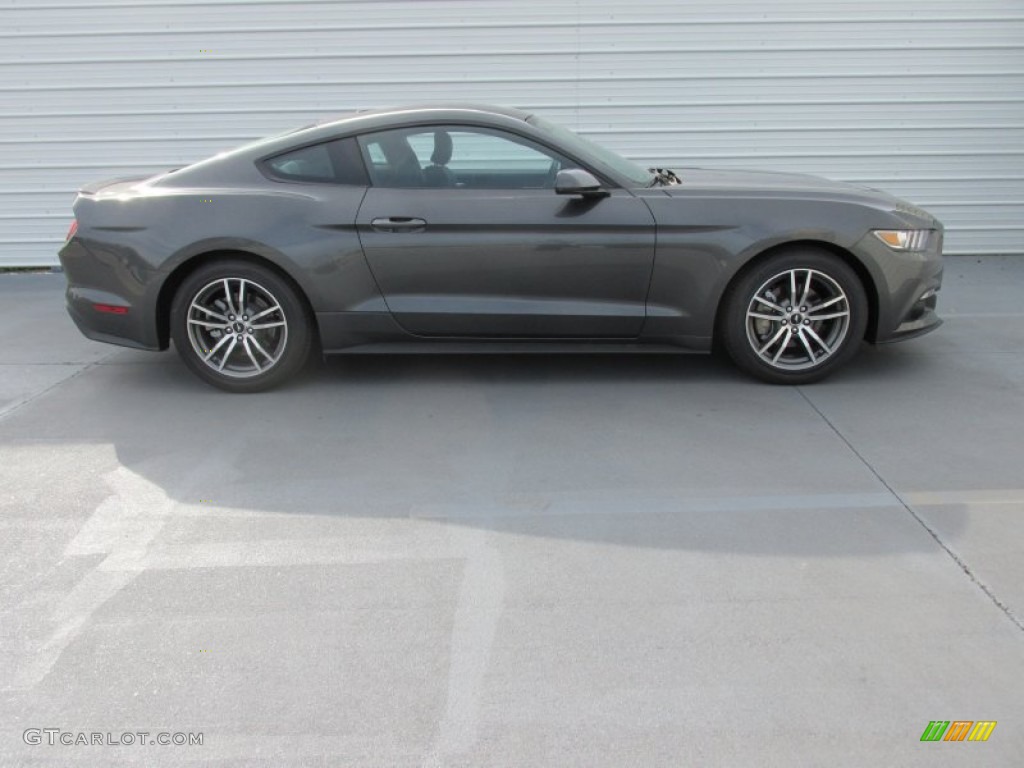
370,217 -> 427,233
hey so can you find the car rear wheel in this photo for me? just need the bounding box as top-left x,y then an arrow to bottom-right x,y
721,249 -> 868,384
170,260 -> 312,392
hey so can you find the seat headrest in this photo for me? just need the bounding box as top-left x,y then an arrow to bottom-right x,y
431,130 -> 453,165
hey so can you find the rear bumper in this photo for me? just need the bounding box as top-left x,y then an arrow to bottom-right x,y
65,288 -> 161,351
59,238 -> 163,351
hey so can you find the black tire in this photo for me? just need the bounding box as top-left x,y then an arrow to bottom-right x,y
720,248 -> 868,384
170,260 -> 312,392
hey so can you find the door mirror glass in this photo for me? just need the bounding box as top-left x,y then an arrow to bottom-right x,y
555,168 -> 608,198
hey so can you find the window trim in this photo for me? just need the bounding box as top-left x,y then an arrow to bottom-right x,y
354,123 -> 617,191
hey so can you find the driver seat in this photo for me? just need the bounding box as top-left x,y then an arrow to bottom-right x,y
423,130 -> 455,188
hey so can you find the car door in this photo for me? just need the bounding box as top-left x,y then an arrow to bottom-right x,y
354,125 -> 656,338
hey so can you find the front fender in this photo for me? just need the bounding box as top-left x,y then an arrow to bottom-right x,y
639,193 -> 904,344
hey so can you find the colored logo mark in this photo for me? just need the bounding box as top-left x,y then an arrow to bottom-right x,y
920,721 -> 996,742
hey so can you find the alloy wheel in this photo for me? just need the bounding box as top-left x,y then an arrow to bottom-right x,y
745,268 -> 851,371
185,277 -> 289,378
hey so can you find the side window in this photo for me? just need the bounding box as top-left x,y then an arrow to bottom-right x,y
262,138 -> 368,185
446,131 -> 558,176
357,126 -> 570,190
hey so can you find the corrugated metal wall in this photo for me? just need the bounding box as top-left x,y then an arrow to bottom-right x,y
2,0 -> 1022,266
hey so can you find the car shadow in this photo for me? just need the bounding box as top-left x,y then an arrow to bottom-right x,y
3,342 -> 965,559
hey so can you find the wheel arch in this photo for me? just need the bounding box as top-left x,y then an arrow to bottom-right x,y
713,239 -> 880,347
155,249 -> 318,350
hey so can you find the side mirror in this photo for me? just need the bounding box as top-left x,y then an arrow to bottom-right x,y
555,168 -> 609,198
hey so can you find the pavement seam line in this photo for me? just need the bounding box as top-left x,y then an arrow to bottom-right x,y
0,351 -> 118,423
796,386 -> 1024,635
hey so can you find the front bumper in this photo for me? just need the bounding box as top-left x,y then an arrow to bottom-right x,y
878,285 -> 942,343
853,229 -> 944,343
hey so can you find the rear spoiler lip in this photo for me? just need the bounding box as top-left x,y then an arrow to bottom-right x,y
78,172 -> 171,196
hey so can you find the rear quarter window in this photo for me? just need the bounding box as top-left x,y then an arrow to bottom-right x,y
262,138 -> 368,185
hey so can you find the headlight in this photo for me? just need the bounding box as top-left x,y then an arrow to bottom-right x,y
873,229 -> 932,252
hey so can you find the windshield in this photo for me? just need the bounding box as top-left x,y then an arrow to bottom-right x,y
527,115 -> 653,187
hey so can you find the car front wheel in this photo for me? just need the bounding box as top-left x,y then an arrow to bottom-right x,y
721,249 -> 868,384
170,260 -> 312,392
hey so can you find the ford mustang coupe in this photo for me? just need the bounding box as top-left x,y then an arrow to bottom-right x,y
59,103 -> 943,392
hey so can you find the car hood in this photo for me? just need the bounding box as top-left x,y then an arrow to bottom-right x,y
657,167 -> 938,225
661,167 -> 881,195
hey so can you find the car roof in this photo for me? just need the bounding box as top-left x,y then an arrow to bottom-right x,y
155,103 -> 561,188
248,102 -> 538,156
315,103 -> 532,128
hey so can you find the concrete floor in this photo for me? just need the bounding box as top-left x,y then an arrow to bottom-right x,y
1,257 -> 1022,767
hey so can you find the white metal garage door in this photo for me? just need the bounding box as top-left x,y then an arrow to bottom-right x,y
2,0 -> 1022,266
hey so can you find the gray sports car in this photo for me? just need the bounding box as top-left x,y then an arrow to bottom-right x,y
59,103 -> 943,392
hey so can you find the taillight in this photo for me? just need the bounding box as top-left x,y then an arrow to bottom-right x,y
93,303 -> 129,315
65,220 -> 78,241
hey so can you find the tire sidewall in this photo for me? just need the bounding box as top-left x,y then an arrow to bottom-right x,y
170,260 -> 312,392
722,249 -> 869,384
